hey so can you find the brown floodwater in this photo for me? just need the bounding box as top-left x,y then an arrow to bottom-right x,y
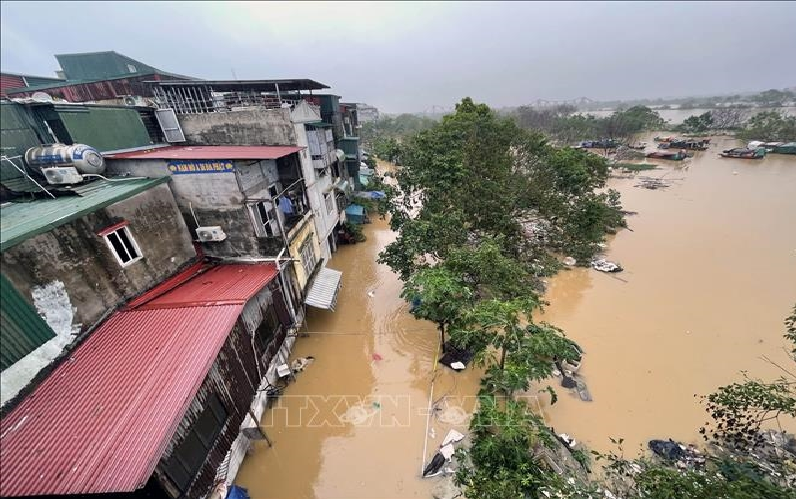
539,135 -> 796,455
235,214 -> 482,498
236,143 -> 796,497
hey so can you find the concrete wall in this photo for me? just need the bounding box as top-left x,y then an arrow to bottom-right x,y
107,158 -> 287,258
292,123 -> 341,260
1,183 -> 196,332
177,108 -> 297,146
287,216 -> 322,294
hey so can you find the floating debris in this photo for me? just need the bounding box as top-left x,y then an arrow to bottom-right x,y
438,343 -> 474,371
635,177 -> 672,190
591,259 -> 623,273
290,356 -> 315,373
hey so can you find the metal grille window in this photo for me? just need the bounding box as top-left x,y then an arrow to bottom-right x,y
324,193 -> 334,215
299,238 -> 317,277
103,226 -> 142,266
255,202 -> 277,237
163,393 -> 228,492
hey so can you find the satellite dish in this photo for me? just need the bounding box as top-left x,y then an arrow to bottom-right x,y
31,92 -> 54,103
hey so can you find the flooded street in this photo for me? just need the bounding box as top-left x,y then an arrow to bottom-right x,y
539,135 -> 796,454
235,216 -> 481,498
236,139 -> 796,497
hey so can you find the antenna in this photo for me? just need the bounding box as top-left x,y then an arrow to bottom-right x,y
231,68 -> 238,80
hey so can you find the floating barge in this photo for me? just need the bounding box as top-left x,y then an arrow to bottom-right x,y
646,150 -> 688,161
720,147 -> 766,159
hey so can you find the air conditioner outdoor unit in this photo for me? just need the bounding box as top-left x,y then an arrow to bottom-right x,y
195,226 -> 227,242
42,166 -> 84,185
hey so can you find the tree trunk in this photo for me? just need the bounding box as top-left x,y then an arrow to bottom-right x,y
439,323 -> 446,353
499,346 -> 507,370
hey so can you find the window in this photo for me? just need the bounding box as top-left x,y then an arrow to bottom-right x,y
299,238 -> 317,277
324,193 -> 334,215
127,64 -> 137,73
255,202 -> 277,237
163,393 -> 228,492
104,226 -> 142,266
256,305 -> 281,351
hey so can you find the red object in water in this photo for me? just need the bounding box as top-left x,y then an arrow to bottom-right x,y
372,353 -> 383,361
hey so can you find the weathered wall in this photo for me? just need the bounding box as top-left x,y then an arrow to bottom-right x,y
1,184 -> 196,331
106,158 -> 287,258
155,284 -> 289,498
177,108 -> 297,146
287,216 -> 322,294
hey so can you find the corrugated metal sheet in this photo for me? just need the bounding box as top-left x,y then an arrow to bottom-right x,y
305,266 -> 343,310
0,263 -> 279,497
0,74 -> 26,97
136,264 -> 279,309
0,177 -> 170,252
105,145 -> 304,160
0,274 -> 55,370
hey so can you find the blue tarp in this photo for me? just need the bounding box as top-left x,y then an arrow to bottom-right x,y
353,191 -> 386,200
227,486 -> 251,499
345,203 -> 366,224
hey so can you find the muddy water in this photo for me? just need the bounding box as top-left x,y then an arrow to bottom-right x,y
237,142 -> 796,497
539,135 -> 796,455
235,216 -> 481,498
584,106 -> 796,124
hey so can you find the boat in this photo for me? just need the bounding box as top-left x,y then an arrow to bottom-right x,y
658,138 -> 709,150
670,139 -> 710,151
578,139 -> 619,149
772,142 -> 796,155
653,136 -> 675,143
720,147 -> 766,159
626,142 -> 647,150
646,150 -> 688,161
747,141 -> 784,152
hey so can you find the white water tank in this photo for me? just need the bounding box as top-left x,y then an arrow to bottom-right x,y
24,144 -> 105,175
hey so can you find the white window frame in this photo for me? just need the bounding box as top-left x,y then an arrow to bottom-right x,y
324,193 -> 334,215
103,226 -> 143,267
253,201 -> 278,237
299,238 -> 317,277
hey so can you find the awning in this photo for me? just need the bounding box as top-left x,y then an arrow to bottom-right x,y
305,266 -> 343,310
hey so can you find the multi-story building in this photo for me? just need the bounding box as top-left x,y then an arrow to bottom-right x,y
148,79 -> 353,263
0,159 -> 302,499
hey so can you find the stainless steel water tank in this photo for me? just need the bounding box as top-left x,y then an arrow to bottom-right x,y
24,144 -> 105,175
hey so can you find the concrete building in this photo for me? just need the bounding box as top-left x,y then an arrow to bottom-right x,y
105,145 -> 335,307
0,261 -> 299,499
353,102 -> 380,123
148,79 -> 354,261
0,177 -> 197,405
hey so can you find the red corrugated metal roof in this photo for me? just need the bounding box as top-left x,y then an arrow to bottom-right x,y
105,145 -> 304,160
0,263 -> 278,497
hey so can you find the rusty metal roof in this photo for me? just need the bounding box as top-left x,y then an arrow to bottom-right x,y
105,145 -> 304,160
0,263 -> 278,497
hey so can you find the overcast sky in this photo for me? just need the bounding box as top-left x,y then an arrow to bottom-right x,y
2,1 -> 795,113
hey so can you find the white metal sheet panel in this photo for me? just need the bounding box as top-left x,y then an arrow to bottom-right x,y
155,108 -> 186,143
305,267 -> 343,310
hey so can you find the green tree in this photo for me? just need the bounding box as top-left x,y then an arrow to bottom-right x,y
401,266 -> 473,350
682,112 -> 714,133
738,111 -> 796,142
455,396 -> 559,499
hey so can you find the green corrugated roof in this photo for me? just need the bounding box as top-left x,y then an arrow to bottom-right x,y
1,273 -> 55,371
0,177 -> 170,252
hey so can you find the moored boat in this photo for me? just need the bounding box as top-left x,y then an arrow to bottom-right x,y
646,150 -> 688,160
720,147 -> 766,159
747,141 -> 784,152
653,136 -> 675,143
772,142 -> 796,155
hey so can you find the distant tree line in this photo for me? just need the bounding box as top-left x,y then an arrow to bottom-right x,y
512,105 -> 664,144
